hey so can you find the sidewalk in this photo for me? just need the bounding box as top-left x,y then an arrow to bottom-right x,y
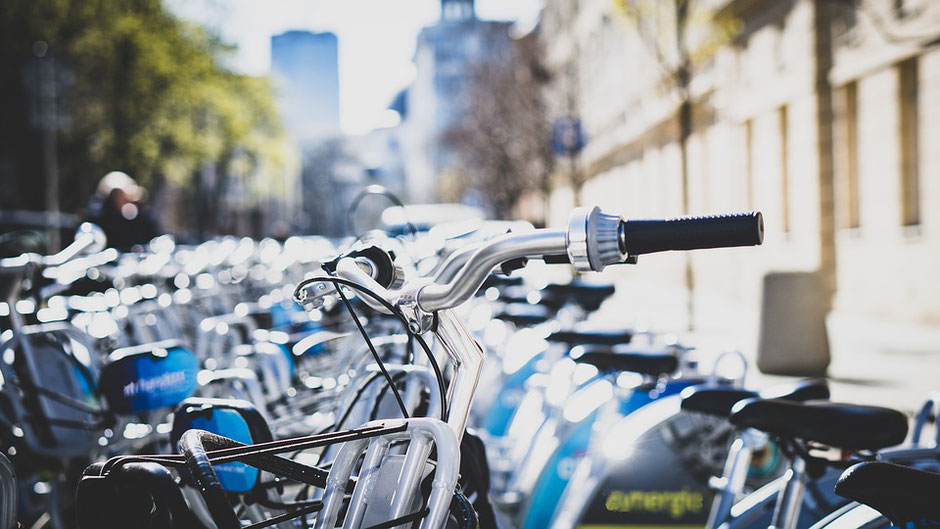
592,279 -> 940,414
798,312 -> 940,413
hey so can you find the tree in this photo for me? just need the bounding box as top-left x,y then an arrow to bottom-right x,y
299,138 -> 358,237
442,33 -> 555,220
612,0 -> 739,329
0,0 -> 285,236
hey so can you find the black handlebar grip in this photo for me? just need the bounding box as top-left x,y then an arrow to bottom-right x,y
620,211 -> 763,256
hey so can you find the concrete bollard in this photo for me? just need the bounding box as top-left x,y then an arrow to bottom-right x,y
757,271 -> 830,377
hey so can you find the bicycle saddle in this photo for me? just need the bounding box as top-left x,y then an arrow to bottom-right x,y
835,461 -> 940,525
729,399 -> 908,451
570,345 -> 678,376
541,281 -> 616,311
77,461 -> 202,529
480,274 -> 523,290
497,286 -> 533,304
494,303 -> 551,326
680,379 -> 830,418
547,328 -> 633,346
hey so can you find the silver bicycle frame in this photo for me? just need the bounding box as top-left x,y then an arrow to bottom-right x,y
708,429 -> 767,529
316,207 -> 626,528
315,418 -> 460,529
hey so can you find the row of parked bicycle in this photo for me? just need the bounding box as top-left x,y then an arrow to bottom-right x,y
0,199 -> 937,529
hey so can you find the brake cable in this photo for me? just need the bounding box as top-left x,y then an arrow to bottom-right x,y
294,276 -> 447,422
331,276 -> 409,420
370,371 -> 409,421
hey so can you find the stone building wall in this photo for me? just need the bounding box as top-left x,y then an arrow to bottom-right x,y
540,0 -> 940,344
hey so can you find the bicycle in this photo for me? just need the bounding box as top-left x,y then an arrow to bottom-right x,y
73,206 -> 763,529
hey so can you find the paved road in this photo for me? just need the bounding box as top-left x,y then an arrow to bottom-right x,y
589,279 -> 940,414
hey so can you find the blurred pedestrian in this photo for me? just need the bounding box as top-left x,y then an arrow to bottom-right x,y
268,220 -> 290,242
86,171 -> 161,250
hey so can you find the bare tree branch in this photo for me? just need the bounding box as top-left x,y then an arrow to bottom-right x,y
442,33 -> 555,219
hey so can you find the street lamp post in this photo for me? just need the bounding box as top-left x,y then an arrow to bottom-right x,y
34,40 -> 61,251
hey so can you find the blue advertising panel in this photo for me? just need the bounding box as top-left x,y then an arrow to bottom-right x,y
99,344 -> 198,414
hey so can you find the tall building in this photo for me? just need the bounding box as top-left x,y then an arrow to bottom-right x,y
270,30 -> 340,143
396,0 -> 512,203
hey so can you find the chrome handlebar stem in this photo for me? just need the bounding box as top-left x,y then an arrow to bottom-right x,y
329,207 -> 624,318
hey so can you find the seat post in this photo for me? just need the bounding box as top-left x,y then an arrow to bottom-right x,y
707,430 -> 759,529
769,455 -> 807,529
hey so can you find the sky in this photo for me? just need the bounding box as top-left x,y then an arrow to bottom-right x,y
166,0 -> 543,135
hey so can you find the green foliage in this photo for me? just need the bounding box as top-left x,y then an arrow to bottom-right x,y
613,0 -> 742,87
0,0 -> 285,214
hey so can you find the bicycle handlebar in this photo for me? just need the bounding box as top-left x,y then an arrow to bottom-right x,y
177,430 -> 243,529
44,222 -> 108,266
621,212 -> 763,256
0,222 -> 107,273
324,206 -> 763,315
418,229 -> 566,311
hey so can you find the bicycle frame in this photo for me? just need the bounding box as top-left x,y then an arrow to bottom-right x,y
63,206 -> 760,529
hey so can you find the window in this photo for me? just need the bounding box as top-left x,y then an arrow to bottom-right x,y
837,81 -> 860,229
898,57 -> 920,226
779,106 -> 790,233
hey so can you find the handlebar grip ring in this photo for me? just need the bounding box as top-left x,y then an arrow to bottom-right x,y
566,207 -> 627,272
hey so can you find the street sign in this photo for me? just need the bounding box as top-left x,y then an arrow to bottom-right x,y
552,117 -> 585,155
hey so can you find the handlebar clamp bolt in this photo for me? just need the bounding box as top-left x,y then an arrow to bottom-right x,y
399,291 -> 434,334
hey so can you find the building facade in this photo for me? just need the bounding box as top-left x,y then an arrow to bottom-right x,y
540,0 -> 940,345
396,0 -> 512,203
